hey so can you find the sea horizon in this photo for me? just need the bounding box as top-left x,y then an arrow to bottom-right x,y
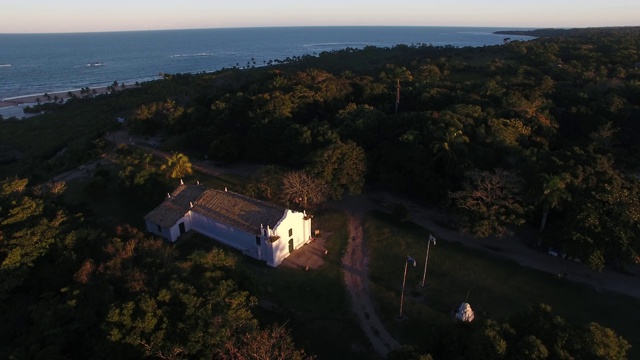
0,24 -> 537,36
0,26 -> 535,102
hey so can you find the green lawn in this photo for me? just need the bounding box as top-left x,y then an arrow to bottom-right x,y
365,210 -> 640,357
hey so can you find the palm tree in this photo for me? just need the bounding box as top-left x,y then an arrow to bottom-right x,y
537,174 -> 571,235
381,64 -> 413,113
431,127 -> 469,172
161,152 -> 193,179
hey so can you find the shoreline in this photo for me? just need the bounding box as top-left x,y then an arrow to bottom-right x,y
0,86 -> 111,109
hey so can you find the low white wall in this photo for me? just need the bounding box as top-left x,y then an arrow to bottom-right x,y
190,212 -> 256,252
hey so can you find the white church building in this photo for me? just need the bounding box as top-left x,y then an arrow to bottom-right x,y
144,184 -> 312,267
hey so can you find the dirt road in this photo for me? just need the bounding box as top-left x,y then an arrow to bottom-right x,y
343,210 -> 400,357
109,130 -> 261,178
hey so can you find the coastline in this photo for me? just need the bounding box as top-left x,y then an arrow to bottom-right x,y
0,86 -> 110,109
1,26 -> 536,107
0,86 -> 114,120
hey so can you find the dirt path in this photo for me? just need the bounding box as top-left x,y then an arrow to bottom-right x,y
51,158 -> 110,183
109,130 -> 262,178
336,194 -> 406,357
342,205 -> 400,358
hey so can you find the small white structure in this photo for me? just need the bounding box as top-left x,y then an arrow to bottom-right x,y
144,184 -> 312,267
455,302 -> 475,322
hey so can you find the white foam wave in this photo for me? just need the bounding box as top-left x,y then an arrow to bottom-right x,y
457,31 -> 493,35
303,42 -> 369,47
0,64 -> 11,68
171,53 -> 214,58
86,62 -> 105,67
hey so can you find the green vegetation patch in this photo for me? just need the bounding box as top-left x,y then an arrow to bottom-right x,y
0,102 -> 118,180
365,210 -> 640,357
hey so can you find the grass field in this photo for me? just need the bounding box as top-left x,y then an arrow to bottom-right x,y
365,210 -> 640,357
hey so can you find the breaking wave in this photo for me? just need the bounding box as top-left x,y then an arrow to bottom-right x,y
171,53 -> 214,58
303,42 -> 370,48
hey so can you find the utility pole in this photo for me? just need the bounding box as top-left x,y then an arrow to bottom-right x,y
421,235 -> 437,287
399,255 -> 417,319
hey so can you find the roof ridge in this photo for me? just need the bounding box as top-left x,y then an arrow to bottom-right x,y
203,188 -> 286,211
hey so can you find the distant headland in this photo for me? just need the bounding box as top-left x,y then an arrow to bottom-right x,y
495,26 -> 640,37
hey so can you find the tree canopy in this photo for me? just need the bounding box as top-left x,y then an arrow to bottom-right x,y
1,26 -> 640,358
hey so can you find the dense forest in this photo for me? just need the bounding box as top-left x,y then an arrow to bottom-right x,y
118,27 -> 640,269
1,27 -> 639,359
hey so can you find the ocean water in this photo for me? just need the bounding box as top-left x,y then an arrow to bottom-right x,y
0,26 -> 533,100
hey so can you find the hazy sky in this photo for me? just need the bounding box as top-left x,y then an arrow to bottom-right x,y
1,0 -> 638,33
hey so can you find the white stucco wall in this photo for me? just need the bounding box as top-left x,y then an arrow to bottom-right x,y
189,211 -> 257,253
269,210 -> 312,267
260,237 -> 276,267
171,214 -> 194,242
146,213 -> 193,243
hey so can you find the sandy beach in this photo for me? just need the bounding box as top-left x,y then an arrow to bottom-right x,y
0,86 -> 112,119
0,86 -> 111,109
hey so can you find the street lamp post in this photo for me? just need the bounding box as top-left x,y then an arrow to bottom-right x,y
421,234 -> 437,287
399,255 -> 417,319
